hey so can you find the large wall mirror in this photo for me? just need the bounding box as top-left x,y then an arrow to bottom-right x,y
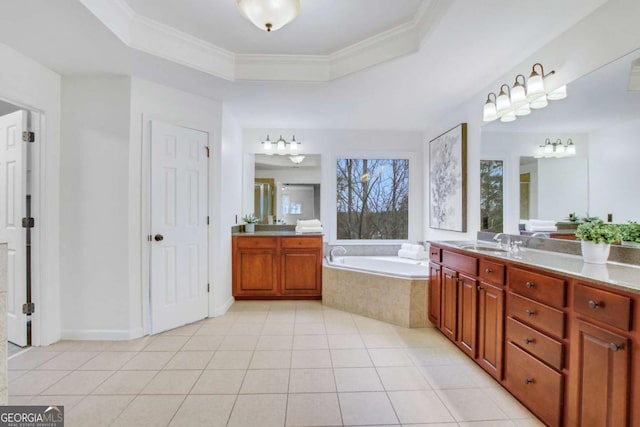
480,47 -> 640,237
254,154 -> 321,225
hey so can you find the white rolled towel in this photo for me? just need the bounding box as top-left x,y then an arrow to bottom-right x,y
297,219 -> 322,228
528,219 -> 557,227
526,225 -> 557,232
398,249 -> 428,260
295,226 -> 323,234
401,243 -> 425,252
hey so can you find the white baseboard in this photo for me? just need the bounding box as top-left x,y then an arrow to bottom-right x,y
61,327 -> 146,341
211,296 -> 235,317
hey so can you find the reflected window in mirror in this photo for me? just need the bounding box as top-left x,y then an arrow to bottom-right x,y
336,158 -> 409,240
480,160 -> 504,233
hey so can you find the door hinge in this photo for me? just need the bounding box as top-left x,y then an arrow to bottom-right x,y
207,283 -> 210,293
22,302 -> 35,315
21,217 -> 34,228
22,131 -> 35,142
205,146 -> 210,158
207,216 -> 210,225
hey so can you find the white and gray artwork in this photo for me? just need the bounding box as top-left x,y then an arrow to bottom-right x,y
429,123 -> 467,232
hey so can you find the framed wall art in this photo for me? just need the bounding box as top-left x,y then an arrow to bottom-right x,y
429,123 -> 467,232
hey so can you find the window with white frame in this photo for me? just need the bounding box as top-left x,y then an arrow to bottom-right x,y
336,158 -> 409,240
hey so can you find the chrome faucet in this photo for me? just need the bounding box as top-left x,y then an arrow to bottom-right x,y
329,246 -> 347,262
524,232 -> 548,247
493,233 -> 510,249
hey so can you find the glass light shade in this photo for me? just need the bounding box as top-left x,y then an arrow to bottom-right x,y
276,136 -> 286,151
483,99 -> 498,122
526,69 -> 545,100
543,139 -> 553,154
500,111 -> 516,122
496,85 -> 511,114
566,140 -> 576,155
530,94 -> 548,109
534,146 -> 545,158
555,144 -> 565,155
547,85 -> 567,100
515,103 -> 531,116
289,136 -> 298,153
263,135 -> 272,151
510,75 -> 528,108
236,0 -> 300,32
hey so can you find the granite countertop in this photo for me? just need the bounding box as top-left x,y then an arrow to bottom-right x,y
433,240 -> 640,295
232,231 -> 323,236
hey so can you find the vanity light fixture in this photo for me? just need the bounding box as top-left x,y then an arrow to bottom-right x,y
236,0 -> 300,32
534,138 -> 576,158
482,63 -> 567,123
262,134 -> 302,155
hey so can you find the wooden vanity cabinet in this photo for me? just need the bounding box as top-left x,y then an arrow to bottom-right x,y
232,234 -> 322,299
428,262 -> 441,327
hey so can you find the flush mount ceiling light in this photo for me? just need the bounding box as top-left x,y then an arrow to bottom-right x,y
236,0 -> 300,32
534,138 -> 576,158
262,134 -> 301,155
482,63 -> 567,123
289,155 -> 305,164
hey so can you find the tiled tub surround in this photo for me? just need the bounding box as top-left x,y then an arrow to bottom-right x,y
322,262 -> 427,328
8,301 -> 540,426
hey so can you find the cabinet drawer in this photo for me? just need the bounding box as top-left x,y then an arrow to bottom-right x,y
505,342 -> 563,427
573,283 -> 632,331
236,236 -> 278,249
429,246 -> 442,263
508,293 -> 565,339
281,236 -> 322,249
479,259 -> 505,286
509,267 -> 566,309
506,317 -> 564,370
442,251 -> 478,276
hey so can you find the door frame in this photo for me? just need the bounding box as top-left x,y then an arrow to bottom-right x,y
141,115 -> 212,334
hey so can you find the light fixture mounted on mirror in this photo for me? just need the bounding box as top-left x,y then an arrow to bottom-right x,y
262,134 -> 301,155
236,0 -> 300,32
534,138 -> 576,159
483,63 -> 567,123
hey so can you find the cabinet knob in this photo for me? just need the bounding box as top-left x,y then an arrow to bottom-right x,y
588,300 -> 601,309
524,378 -> 534,385
485,268 -> 493,273
477,285 -> 483,291
525,309 -> 536,317
525,281 -> 535,289
524,338 -> 535,345
609,342 -> 623,352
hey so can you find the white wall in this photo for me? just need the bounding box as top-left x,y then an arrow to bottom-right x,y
481,132 -> 588,232
244,128 -> 424,243
588,118 -> 640,222
0,41 -> 61,346
60,76 -> 132,338
427,0 -> 640,242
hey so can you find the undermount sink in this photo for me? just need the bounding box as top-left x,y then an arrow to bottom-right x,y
458,244 -> 509,254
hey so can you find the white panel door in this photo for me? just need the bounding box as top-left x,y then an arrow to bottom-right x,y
150,121 -> 209,334
0,111 -> 28,346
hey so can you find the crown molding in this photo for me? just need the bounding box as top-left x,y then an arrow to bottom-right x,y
79,0 -> 451,83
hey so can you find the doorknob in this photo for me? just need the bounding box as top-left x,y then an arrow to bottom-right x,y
154,234 -> 164,242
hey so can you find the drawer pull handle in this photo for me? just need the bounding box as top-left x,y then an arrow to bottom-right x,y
588,300 -> 601,309
485,268 -> 493,273
525,281 -> 535,289
609,343 -> 623,352
524,378 -> 534,385
525,309 -> 536,317
524,338 -> 535,345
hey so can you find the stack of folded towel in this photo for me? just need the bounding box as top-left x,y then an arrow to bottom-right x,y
295,219 -> 323,234
524,219 -> 558,232
398,243 -> 428,260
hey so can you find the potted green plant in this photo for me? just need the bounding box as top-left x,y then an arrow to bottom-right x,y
242,213 -> 259,233
575,220 -> 622,264
620,221 -> 640,247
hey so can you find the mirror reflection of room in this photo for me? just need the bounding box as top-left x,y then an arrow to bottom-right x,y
480,48 -> 640,238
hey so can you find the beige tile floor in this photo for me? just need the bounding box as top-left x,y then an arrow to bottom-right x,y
8,301 -> 544,426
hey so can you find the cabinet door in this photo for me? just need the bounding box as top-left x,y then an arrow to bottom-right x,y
428,263 -> 441,327
478,282 -> 504,380
280,250 -> 321,296
457,273 -> 478,358
235,249 -> 279,296
440,267 -> 458,341
569,320 -> 629,427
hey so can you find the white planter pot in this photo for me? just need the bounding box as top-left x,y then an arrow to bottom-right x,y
245,223 -> 255,233
580,241 -> 611,264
